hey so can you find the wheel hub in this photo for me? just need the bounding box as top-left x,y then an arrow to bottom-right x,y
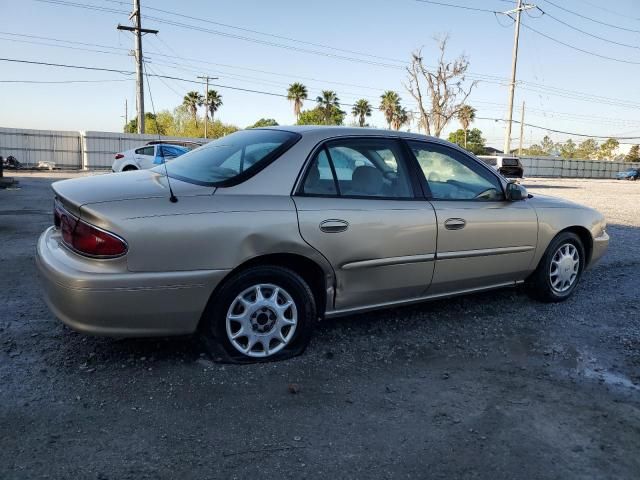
250,307 -> 277,333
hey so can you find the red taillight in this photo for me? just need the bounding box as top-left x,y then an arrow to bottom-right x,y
114,153 -> 124,160
54,201 -> 127,257
60,212 -> 76,246
72,221 -> 127,257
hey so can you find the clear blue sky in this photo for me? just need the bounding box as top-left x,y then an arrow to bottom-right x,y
1,0 -> 639,149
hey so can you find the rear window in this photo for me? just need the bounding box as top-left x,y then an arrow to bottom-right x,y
501,158 -> 519,166
156,129 -> 300,186
479,156 -> 498,166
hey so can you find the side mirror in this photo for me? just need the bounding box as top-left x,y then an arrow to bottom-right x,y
506,182 -> 527,201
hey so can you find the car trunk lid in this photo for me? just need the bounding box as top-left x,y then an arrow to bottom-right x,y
52,170 -> 212,212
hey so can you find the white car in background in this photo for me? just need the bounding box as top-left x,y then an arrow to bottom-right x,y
111,144 -> 189,172
477,155 -> 524,178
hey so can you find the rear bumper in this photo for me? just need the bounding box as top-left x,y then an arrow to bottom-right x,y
589,229 -> 609,268
36,227 -> 229,337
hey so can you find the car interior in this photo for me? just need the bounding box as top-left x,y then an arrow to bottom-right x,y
303,144 -> 413,198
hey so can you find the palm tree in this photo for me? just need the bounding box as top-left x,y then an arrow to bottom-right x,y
287,83 -> 308,121
183,91 -> 203,125
351,99 -> 372,127
391,106 -> 411,130
380,90 -> 400,129
206,90 -> 223,122
457,105 -> 476,148
316,90 -> 340,124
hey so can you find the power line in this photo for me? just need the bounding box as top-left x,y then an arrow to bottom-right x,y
579,0 -> 640,21
3,56 -> 639,140
539,9 -> 640,50
476,117 -> 640,139
0,35 -> 130,56
0,78 -> 130,84
412,0 -> 498,13
0,57 -> 135,74
32,0 -> 508,82
107,0 -> 410,66
3,28 -> 636,111
4,23 -> 640,112
541,0 -> 640,34
520,21 -> 640,65
0,31 -> 129,51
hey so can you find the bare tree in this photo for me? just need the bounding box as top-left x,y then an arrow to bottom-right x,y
404,36 -> 477,137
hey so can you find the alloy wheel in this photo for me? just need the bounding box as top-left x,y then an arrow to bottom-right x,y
225,283 -> 297,358
549,243 -> 580,293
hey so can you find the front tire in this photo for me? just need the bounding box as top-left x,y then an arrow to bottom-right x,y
528,232 -> 585,302
199,266 -> 316,363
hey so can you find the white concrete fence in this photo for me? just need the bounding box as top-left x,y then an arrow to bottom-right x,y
520,156 -> 639,178
0,127 -> 207,170
1,126 -> 638,176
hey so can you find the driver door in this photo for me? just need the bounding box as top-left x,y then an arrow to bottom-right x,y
405,141 -> 538,295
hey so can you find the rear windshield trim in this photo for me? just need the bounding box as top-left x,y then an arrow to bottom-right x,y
160,129 -> 302,188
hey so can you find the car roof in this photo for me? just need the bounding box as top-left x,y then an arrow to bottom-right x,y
258,125 -> 444,143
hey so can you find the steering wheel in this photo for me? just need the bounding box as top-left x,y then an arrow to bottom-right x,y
474,188 -> 497,200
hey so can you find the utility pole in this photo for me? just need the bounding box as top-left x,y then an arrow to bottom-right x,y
198,75 -> 210,139
117,0 -> 157,134
502,0 -> 536,155
123,99 -> 128,128
518,101 -> 525,155
197,75 -> 218,139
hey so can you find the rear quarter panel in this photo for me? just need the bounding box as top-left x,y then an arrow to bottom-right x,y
80,194 -> 332,275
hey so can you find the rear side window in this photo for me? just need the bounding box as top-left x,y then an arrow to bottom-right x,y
135,146 -> 155,156
158,129 -> 300,186
301,149 -> 338,196
300,138 -> 414,199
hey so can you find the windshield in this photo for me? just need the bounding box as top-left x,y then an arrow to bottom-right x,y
154,129 -> 300,186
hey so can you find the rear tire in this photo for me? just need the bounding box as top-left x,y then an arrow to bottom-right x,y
528,232 -> 585,302
122,165 -> 138,172
199,266 -> 316,363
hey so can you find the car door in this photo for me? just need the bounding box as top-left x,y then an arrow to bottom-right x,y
405,140 -> 538,295
293,137 -> 437,312
134,146 -> 156,169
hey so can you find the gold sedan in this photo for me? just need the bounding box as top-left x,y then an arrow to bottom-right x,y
36,127 -> 609,361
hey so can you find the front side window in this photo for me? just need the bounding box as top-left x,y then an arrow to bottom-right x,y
300,138 -> 414,199
161,146 -> 188,157
157,129 -> 300,186
407,141 -> 504,201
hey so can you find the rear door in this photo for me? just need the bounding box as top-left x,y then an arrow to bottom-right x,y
134,146 -> 156,169
405,141 -> 538,295
293,137 -> 437,312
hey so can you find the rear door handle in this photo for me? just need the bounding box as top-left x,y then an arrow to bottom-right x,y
319,219 -> 349,233
444,218 -> 466,230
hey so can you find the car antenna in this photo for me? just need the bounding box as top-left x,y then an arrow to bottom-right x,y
144,60 -> 178,203
163,155 -> 178,203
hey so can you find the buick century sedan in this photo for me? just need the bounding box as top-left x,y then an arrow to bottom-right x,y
37,127 -> 609,361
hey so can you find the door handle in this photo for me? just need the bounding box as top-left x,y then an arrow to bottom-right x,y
319,219 -> 349,233
444,218 -> 466,230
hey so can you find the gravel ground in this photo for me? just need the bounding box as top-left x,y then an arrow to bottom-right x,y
1,173 -> 639,479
